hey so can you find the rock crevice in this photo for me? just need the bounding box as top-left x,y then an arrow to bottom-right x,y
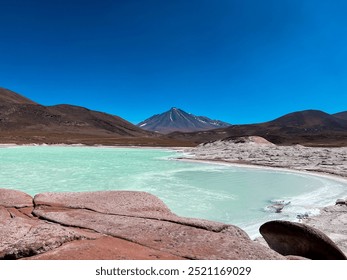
2,188 -> 345,260
1,188 -> 285,260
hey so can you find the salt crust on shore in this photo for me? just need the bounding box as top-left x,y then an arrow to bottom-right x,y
183,138 -> 347,255
183,139 -> 347,178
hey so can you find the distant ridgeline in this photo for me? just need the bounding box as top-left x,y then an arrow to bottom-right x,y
1,87 -> 346,146
165,109 -> 347,146
0,87 -> 188,146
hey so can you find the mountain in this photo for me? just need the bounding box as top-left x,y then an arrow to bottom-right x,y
333,111 -> 347,120
168,110 -> 347,147
137,107 -> 231,134
0,87 -> 192,146
2,87 -> 346,147
268,110 -> 347,129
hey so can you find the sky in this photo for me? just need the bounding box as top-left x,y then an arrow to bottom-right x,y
1,0 -> 347,125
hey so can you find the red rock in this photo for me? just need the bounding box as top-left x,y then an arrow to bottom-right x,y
0,216 -> 90,259
0,206 -> 10,221
34,191 -> 241,233
24,236 -> 185,260
34,206 -> 284,260
0,188 -> 33,208
6,207 -> 32,219
34,191 -> 174,217
1,189 -> 287,260
17,207 -> 35,218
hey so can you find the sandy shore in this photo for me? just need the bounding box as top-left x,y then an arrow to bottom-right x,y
182,138 -> 347,255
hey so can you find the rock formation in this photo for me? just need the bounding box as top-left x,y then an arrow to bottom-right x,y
184,138 -> 347,177
0,188 -> 285,260
259,220 -> 347,260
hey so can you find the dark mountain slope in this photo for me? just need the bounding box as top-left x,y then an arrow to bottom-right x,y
168,110 -> 347,147
0,88 -> 194,146
138,107 -> 230,133
268,110 -> 347,131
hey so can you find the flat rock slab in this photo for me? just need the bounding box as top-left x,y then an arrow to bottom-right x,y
1,189 -> 287,260
260,220 -> 347,260
34,206 -> 284,260
24,236 -> 185,260
34,191 -> 175,219
34,191 -> 234,233
0,188 -> 33,208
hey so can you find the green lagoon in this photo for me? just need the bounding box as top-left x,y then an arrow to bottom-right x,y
1,146 -> 346,238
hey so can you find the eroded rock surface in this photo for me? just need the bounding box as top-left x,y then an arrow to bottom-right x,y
1,188 -> 286,259
184,138 -> 347,177
0,188 -> 33,208
0,217 -> 87,259
260,220 -> 347,260
24,236 -> 184,260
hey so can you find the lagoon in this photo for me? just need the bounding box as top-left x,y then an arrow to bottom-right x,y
1,146 -> 346,238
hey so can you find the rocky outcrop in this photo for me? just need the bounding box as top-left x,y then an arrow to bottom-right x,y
303,203 -> 347,256
259,220 -> 347,260
0,188 -> 285,260
0,189 -> 89,259
185,140 -> 347,177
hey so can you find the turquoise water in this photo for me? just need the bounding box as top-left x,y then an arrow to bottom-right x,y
1,146 -> 347,238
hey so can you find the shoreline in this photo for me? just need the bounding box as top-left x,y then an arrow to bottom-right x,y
175,157 -> 347,184
0,144 -> 347,254
181,141 -> 347,254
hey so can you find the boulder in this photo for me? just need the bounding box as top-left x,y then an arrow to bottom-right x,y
0,188 -> 33,208
1,189 -> 286,260
260,220 -> 347,260
33,205 -> 284,260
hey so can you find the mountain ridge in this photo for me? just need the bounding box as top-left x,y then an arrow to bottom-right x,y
1,87 -> 346,146
0,87 -> 193,146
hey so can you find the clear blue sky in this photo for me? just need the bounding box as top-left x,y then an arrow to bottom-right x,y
1,0 -> 346,124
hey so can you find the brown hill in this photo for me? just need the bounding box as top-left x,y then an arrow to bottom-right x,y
0,88 -> 192,146
168,110 -> 347,147
269,110 -> 347,130
0,87 -> 37,104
